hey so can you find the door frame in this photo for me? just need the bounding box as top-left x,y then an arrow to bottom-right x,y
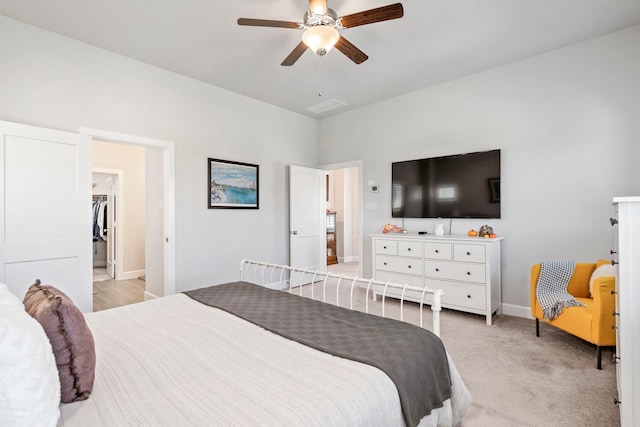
80,127 -> 176,296
319,160 -> 364,279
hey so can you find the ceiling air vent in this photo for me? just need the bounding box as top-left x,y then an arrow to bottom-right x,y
305,99 -> 347,115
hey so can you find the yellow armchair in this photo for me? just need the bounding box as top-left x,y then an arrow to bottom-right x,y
530,261 -> 616,369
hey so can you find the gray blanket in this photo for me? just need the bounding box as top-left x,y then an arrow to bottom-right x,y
185,281 -> 452,427
536,260 -> 583,320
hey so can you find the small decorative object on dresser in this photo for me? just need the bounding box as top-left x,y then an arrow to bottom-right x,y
371,233 -> 503,325
478,225 -> 493,237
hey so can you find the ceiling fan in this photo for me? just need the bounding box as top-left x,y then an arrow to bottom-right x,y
238,0 -> 404,66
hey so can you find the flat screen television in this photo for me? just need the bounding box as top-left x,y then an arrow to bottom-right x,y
392,149 -> 500,219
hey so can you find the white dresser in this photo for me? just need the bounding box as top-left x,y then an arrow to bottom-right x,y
371,233 -> 502,325
612,197 -> 640,426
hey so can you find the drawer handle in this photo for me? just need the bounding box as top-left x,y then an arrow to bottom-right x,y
467,294 -> 471,299
467,272 -> 471,275
383,262 -> 387,266
408,265 -> 412,269
435,250 -> 439,253
466,252 -> 471,256
435,268 -> 439,272
383,246 -> 387,249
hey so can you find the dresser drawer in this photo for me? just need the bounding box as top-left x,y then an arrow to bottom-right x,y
424,242 -> 452,260
375,271 -> 424,288
375,239 -> 398,255
398,240 -> 423,257
376,255 -> 423,275
426,279 -> 486,311
453,244 -> 486,263
424,261 -> 486,284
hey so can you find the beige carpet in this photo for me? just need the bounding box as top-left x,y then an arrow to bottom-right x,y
292,275 -> 620,427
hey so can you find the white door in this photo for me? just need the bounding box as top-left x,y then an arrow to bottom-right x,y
106,181 -> 116,278
0,121 -> 92,312
289,165 -> 326,285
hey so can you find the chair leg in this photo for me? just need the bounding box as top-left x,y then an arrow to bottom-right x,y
597,346 -> 602,370
535,318 -> 540,337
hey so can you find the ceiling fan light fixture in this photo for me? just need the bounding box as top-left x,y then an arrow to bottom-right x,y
302,26 -> 339,56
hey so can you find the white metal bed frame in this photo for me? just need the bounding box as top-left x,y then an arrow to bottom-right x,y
240,259 -> 444,337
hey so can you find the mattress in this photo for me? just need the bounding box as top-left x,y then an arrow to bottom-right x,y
58,293 -> 471,426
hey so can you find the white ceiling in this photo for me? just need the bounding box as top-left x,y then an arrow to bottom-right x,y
2,0 -> 640,118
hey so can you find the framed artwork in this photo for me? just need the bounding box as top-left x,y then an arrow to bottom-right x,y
208,158 -> 259,209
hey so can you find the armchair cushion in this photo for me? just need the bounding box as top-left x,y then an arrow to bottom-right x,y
589,261 -> 616,297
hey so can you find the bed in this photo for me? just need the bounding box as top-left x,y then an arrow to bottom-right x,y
2,260 -> 472,427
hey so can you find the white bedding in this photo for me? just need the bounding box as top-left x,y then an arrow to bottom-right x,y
59,294 -> 471,427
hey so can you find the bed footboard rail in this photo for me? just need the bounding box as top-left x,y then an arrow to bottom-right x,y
239,259 -> 443,337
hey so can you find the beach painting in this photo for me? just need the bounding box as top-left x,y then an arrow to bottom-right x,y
208,158 -> 259,209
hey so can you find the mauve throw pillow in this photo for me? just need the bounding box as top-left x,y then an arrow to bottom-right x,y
23,280 -> 96,403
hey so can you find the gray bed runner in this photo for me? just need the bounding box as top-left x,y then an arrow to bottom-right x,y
185,282 -> 451,427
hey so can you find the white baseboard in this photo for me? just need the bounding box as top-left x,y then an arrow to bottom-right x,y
144,291 -> 159,301
339,256 -> 360,263
119,269 -> 145,280
501,303 -> 532,319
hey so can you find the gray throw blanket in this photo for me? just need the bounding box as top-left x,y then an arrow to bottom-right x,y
185,281 -> 452,427
536,261 -> 584,320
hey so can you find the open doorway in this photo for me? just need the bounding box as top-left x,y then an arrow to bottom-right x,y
83,126 -> 175,311
91,141 -> 147,311
324,163 -> 361,278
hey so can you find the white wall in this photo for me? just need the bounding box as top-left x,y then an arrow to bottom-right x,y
0,15 -> 319,292
319,25 -> 640,312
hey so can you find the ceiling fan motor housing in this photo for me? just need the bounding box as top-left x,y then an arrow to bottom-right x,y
303,8 -> 339,28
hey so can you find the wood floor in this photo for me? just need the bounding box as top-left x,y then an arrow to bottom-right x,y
93,277 -> 145,312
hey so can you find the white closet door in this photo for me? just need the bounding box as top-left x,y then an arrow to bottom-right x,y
106,182 -> 116,279
0,120 -> 92,312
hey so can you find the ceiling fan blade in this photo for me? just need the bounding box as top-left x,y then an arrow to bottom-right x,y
281,41 -> 308,66
237,18 -> 301,29
339,3 -> 404,29
309,0 -> 327,14
334,36 -> 368,64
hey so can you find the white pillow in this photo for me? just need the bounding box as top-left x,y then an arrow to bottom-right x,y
589,264 -> 616,297
0,283 -> 61,427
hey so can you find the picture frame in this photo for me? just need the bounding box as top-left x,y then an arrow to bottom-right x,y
208,158 -> 259,209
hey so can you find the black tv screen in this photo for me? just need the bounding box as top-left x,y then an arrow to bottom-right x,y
392,149 -> 500,219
